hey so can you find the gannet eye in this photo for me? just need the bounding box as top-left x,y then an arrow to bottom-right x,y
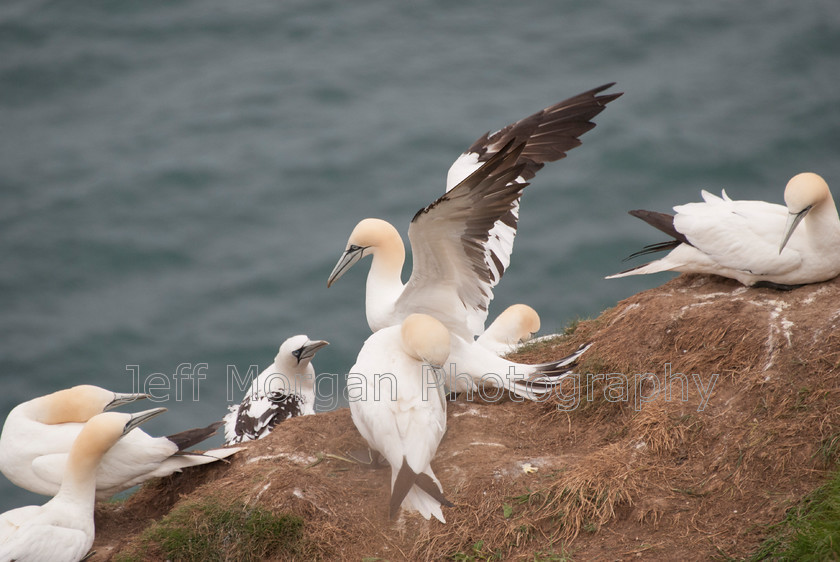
292,348 -> 303,359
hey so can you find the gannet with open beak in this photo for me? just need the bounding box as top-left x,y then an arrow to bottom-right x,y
348,314 -> 452,522
607,173 -> 840,289
0,385 -> 241,499
477,304 -> 541,355
0,407 -> 166,562
223,335 -> 329,445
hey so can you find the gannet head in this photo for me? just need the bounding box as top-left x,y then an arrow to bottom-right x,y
401,313 -> 451,368
36,385 -> 150,425
498,304 -> 541,343
327,218 -> 402,287
276,335 -> 329,371
70,407 -> 167,463
780,173 -> 831,253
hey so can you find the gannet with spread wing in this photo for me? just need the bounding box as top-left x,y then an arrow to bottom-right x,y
327,85 -> 618,396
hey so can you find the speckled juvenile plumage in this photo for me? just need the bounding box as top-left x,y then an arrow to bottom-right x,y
224,335 -> 328,445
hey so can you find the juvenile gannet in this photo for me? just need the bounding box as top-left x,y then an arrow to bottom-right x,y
607,173 -> 840,288
348,314 -> 453,522
477,304 -> 541,355
223,335 -> 329,445
0,385 -> 241,499
0,407 -> 166,562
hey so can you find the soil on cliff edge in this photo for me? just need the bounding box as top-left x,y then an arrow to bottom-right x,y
91,274 -> 840,560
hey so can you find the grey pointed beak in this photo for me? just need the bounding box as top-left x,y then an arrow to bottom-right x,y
106,392 -> 150,411
327,246 -> 365,287
779,206 -> 811,254
300,339 -> 329,361
123,406 -> 167,434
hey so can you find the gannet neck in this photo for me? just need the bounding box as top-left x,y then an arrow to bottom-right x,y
808,187 -> 840,227
267,359 -> 317,407
805,195 -> 840,254
401,314 -> 451,367
54,409 -> 165,505
295,367 -> 318,414
359,219 -> 406,330
53,413 -> 127,507
30,385 -> 118,424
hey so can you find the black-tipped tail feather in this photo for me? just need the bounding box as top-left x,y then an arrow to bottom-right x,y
390,459 -> 452,520
390,461 -> 415,520
509,343 -> 592,397
628,210 -> 687,244
416,473 -> 454,508
166,420 -> 223,451
624,240 -> 682,261
618,209 -> 692,263
528,342 -> 592,382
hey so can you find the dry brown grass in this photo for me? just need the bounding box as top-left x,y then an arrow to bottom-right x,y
530,442 -> 639,541
91,273 -> 840,561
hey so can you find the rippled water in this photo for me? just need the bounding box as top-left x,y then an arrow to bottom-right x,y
1,0 -> 838,510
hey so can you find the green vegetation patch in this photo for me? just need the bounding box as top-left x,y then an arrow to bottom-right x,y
450,539 -> 503,561
117,500 -> 305,562
750,468 -> 840,560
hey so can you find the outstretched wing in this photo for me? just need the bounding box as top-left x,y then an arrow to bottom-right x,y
444,84 -> 622,289
397,141 -> 528,339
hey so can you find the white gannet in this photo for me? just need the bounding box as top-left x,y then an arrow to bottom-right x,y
0,407 -> 166,562
328,84 -> 620,336
348,313 -> 453,522
607,173 -> 840,289
0,385 -> 241,499
327,85 -> 617,396
477,304 -> 541,355
329,145 -> 584,399
223,335 -> 329,445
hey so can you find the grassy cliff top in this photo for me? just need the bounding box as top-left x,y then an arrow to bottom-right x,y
93,273 -> 840,560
